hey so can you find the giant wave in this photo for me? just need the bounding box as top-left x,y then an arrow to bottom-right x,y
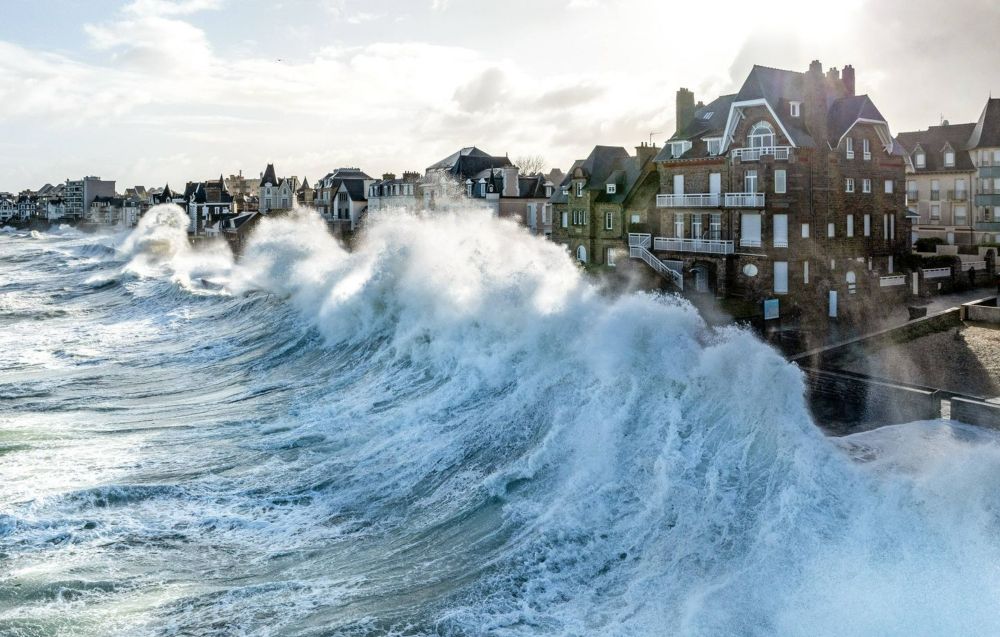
1,206 -> 1000,636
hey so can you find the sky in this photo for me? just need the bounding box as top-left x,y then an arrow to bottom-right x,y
1,0 -> 999,192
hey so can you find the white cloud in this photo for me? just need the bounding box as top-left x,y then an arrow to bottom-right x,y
123,0 -> 224,17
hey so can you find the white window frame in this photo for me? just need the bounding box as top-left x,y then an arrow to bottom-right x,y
845,178 -> 855,193
606,183 -> 616,194
845,137 -> 854,159
846,214 -> 854,237
575,182 -> 584,197
916,152 -> 926,168
828,222 -> 835,238
863,138 -> 871,160
801,223 -> 810,238
803,260 -> 810,285
774,169 -> 786,194
561,211 -> 568,228
863,214 -> 871,237
606,247 -> 616,267
774,261 -> 789,295
747,121 -> 776,149
884,180 -> 894,194
605,211 -> 613,230
862,178 -> 872,193
773,213 -> 788,248
706,138 -> 722,156
790,101 -> 801,118
930,204 -> 941,220
944,150 -> 955,167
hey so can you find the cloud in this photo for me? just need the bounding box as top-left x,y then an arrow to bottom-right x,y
123,0 -> 223,17
346,11 -> 383,24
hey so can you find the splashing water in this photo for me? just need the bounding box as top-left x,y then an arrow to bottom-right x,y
1,208 -> 1000,636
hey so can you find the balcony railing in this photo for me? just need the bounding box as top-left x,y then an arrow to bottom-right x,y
975,194 -> 1000,207
979,165 -> 1000,178
879,275 -> 906,288
906,191 -> 919,203
739,238 -> 762,248
730,146 -> 792,162
656,193 -> 720,208
923,267 -> 952,280
930,190 -> 941,201
975,221 -> 1000,232
651,237 -> 734,255
948,190 -> 968,201
724,192 -> 765,208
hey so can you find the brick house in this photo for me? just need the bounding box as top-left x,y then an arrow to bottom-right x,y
643,61 -> 909,322
550,144 -> 659,266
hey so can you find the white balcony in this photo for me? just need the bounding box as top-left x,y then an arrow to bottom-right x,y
656,193 -> 721,208
730,146 -> 792,161
725,192 -> 765,208
652,237 -> 734,255
740,238 -> 762,248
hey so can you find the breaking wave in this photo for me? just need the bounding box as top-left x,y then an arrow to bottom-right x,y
2,206 -> 1000,636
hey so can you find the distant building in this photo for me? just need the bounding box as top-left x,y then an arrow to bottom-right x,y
368,171 -> 422,212
315,168 -> 373,235
898,97 -> 1000,245
423,146 -> 513,210
225,171 -> 257,199
258,164 -> 297,213
0,194 -> 16,223
183,176 -> 235,236
87,196 -> 126,225
65,176 -> 115,220
296,177 -> 316,208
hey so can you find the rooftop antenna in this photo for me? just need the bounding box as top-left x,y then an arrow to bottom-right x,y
649,131 -> 662,146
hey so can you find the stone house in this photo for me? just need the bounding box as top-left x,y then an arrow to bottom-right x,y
183,176 -> 235,236
258,164 -> 296,214
550,144 -> 660,266
646,61 -> 908,323
315,168 -> 374,236
367,171 -> 422,212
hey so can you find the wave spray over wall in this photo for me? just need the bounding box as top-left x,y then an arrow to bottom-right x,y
2,206 -> 1000,636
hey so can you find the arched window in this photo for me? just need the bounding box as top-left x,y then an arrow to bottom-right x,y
576,245 -> 587,263
747,121 -> 776,149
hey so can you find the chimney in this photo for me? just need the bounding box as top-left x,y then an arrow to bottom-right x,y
635,141 -> 657,163
503,165 -> 519,197
676,88 -> 696,135
809,59 -> 823,75
382,173 -> 396,181
842,64 -> 856,96
804,60 -> 829,143
826,66 -> 840,81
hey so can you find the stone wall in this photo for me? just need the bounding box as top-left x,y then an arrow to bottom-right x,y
802,368 -> 940,433
951,397 -> 1000,429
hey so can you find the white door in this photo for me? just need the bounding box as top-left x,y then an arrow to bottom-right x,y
709,173 -> 721,195
673,174 -> 685,196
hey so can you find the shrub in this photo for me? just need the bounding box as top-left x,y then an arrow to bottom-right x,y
915,237 -> 946,252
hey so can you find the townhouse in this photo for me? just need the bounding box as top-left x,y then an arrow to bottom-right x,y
314,168 -> 374,236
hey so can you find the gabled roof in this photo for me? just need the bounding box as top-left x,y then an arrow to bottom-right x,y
968,98 -> 1000,149
660,94 -> 736,161
897,122 -> 977,172
297,177 -> 310,192
337,180 -> 368,202
576,145 -> 630,188
827,94 -> 888,143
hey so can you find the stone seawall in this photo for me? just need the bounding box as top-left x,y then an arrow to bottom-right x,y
802,368 -> 940,434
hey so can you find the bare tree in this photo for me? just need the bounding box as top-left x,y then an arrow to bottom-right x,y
514,154 -> 546,176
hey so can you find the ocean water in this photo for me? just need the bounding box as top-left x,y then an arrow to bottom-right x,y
2,206 -> 1000,636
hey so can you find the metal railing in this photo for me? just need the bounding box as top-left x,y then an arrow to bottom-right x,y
651,237 -> 734,255
923,267 -> 952,279
739,238 -> 762,248
655,193 -> 720,208
879,275 -> 906,287
948,189 -> 968,201
962,261 -> 987,271
975,221 -> 1000,231
629,245 -> 683,289
724,192 -> 765,208
628,233 -> 651,248
731,146 -> 792,161
906,191 -> 919,202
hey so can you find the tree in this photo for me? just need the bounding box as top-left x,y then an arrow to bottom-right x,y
514,154 -> 546,176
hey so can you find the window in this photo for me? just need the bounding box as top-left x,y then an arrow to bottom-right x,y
605,211 -> 613,230
801,223 -> 810,238
944,151 -> 955,167
673,174 -> 684,195
775,169 -> 787,194
864,214 -> 871,237
847,214 -> 854,237
803,261 -> 810,284
706,138 -> 722,156
740,212 -> 761,247
747,121 -> 776,149
576,245 -> 587,262
846,271 -> 857,294
863,138 -> 871,160
709,213 -> 721,240
931,204 -> 940,220
631,214 -> 640,223
701,111 -> 714,120
790,101 -> 801,118
692,213 -> 703,239
606,183 -> 616,194
885,180 -> 894,194
480,182 -> 487,196
773,214 -> 788,248
576,182 -> 584,197
956,178 -> 967,199
466,182 -> 473,197
846,137 -> 854,159
670,141 -> 692,158
606,247 -> 616,266
862,179 -> 871,193
745,170 -> 758,193
883,213 -> 890,240
774,261 -> 789,294
674,213 -> 685,238
930,179 -> 940,201
845,178 -> 855,193
561,211 -> 568,228
955,205 -> 967,225
916,152 -> 926,168
828,222 -> 835,238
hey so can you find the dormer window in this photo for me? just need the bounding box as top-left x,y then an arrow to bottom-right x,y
701,111 -> 713,120
747,121 -> 775,149
606,183 -> 617,194
545,185 -> 553,197
706,138 -> 722,156
561,186 -> 569,196
915,152 -> 926,168
466,179 -> 473,197
944,151 -> 955,167
670,141 -> 692,158
576,182 -> 584,197
790,101 -> 801,118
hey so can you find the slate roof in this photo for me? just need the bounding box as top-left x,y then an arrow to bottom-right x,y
551,146 -> 653,205
896,123 -> 977,172
426,146 -> 513,180
827,95 -> 887,143
260,164 -> 278,186
968,98 -> 1000,149
659,94 -> 736,161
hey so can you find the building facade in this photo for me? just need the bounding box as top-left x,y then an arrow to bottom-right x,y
367,171 -> 422,212
644,61 -> 908,323
315,168 -> 374,235
65,176 -> 115,220
258,164 -> 296,214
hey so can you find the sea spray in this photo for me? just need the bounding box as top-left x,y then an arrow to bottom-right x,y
1,210 -> 1000,636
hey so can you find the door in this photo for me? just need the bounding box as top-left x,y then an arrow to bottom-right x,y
709,173 -> 721,195
673,174 -> 684,196
694,267 -> 709,293
828,290 -> 838,318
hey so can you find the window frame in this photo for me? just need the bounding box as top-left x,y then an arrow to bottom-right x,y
845,178 -> 855,193
774,169 -> 787,194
